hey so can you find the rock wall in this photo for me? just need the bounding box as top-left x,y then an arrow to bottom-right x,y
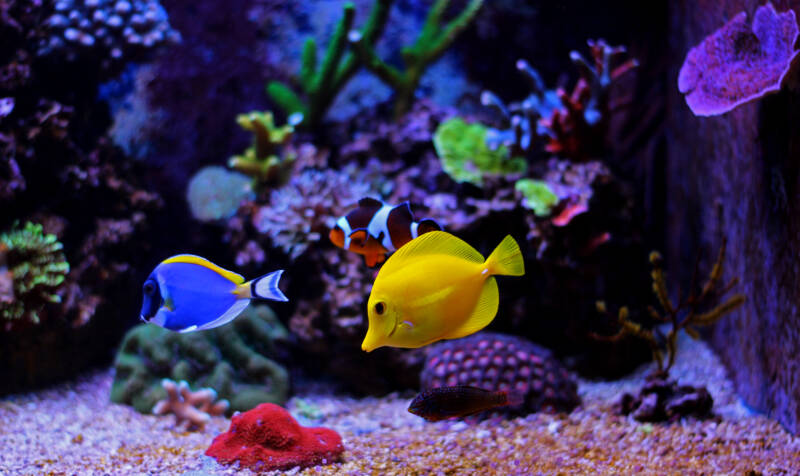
667,0 -> 800,434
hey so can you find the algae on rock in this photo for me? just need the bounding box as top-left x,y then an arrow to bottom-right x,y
433,117 -> 526,187
111,304 -> 290,414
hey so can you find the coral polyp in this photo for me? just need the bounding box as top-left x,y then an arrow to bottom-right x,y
0,222 -> 69,327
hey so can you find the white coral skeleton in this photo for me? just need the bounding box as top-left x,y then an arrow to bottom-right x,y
152,379 -> 229,431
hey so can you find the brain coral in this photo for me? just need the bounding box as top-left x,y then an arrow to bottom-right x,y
678,2 -> 800,116
421,332 -> 580,415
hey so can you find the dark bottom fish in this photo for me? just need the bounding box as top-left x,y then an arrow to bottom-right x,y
408,385 -> 523,422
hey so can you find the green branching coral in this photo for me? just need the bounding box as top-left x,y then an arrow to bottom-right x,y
515,179 -> 558,216
433,117 -> 526,187
594,239 -> 746,376
0,222 -> 69,325
350,0 -> 483,118
111,304 -> 290,414
266,0 -> 394,128
228,111 -> 299,186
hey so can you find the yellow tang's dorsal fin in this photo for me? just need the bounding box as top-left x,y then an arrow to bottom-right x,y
162,254 -> 245,284
443,276 -> 499,340
380,231 -> 484,277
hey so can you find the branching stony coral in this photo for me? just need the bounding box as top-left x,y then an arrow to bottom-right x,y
0,222 -> 69,326
251,166 -> 374,258
228,111 -> 301,186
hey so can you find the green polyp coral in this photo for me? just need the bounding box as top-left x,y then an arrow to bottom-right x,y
433,117 -> 526,187
228,111 -> 299,186
515,179 -> 559,216
111,304 -> 290,415
349,0 -> 483,118
266,0 -> 394,128
0,222 -> 69,326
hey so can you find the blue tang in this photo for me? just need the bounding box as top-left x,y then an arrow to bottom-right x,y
140,254 -> 288,332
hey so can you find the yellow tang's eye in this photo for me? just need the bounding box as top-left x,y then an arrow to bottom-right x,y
374,302 -> 386,315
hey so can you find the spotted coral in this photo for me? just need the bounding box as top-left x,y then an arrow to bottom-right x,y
421,332 -> 580,416
152,379 -> 229,432
37,0 -> 180,77
678,2 -> 800,116
206,403 -> 344,471
433,117 -> 526,188
0,222 -> 69,328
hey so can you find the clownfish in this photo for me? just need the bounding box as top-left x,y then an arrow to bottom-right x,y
362,231 -> 524,352
140,254 -> 287,333
329,197 -> 441,267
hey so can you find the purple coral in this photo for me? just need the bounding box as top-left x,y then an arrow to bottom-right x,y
678,2 -> 800,116
421,333 -> 580,415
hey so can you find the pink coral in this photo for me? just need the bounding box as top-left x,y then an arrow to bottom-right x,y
205,403 -> 343,471
678,2 -> 800,116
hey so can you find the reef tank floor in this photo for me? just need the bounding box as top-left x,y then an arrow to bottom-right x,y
2,333 -> 798,475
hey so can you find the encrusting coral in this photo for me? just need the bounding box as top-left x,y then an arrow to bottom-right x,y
206,403 -> 344,472
111,304 -> 290,414
227,111 -> 300,186
267,0 -> 393,128
152,379 -> 229,432
514,179 -> 558,217
432,117 -> 526,188
678,2 -> 799,116
0,222 -> 69,329
349,0 -> 483,118
594,239 -> 745,421
421,332 -> 580,417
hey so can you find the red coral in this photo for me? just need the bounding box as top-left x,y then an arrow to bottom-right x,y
205,403 -> 344,472
678,2 -> 800,116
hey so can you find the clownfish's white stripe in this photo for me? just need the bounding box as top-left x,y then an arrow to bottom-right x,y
368,204 -> 395,251
410,221 -> 419,239
336,216 -> 353,250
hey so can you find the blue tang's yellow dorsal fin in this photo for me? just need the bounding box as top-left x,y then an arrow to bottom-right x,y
161,254 -> 245,284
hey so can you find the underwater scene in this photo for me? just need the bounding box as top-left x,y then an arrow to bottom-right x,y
2,0 -> 800,474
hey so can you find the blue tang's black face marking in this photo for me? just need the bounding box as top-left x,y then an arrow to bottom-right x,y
140,276 -> 162,322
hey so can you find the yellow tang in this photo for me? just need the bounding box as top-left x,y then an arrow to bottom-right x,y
362,231 -> 525,352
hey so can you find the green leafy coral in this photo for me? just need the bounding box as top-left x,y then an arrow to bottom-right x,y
111,304 -> 290,414
433,117 -> 526,187
228,111 -> 299,186
349,0 -> 483,118
515,179 -> 558,216
0,222 -> 69,325
266,0 -> 394,128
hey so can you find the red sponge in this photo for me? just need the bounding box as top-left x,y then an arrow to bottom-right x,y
205,403 -> 344,471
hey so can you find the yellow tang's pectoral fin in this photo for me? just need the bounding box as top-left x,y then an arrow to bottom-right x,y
443,276 -> 499,340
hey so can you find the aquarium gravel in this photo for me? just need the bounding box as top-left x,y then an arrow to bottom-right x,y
1,333 -> 798,475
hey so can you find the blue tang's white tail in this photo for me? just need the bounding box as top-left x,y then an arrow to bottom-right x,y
250,270 -> 288,302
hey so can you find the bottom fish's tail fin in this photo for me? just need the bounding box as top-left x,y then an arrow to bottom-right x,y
503,389 -> 525,407
248,270 -> 288,302
486,235 -> 525,277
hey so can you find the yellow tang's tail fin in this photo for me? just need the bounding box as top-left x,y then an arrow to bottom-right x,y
486,235 -> 525,276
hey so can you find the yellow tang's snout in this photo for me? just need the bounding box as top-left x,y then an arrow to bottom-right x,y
361,297 -> 397,352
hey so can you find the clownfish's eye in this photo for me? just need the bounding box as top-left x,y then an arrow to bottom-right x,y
374,302 -> 386,315
143,282 -> 155,295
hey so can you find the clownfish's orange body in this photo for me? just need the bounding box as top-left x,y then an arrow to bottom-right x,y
329,197 -> 441,267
